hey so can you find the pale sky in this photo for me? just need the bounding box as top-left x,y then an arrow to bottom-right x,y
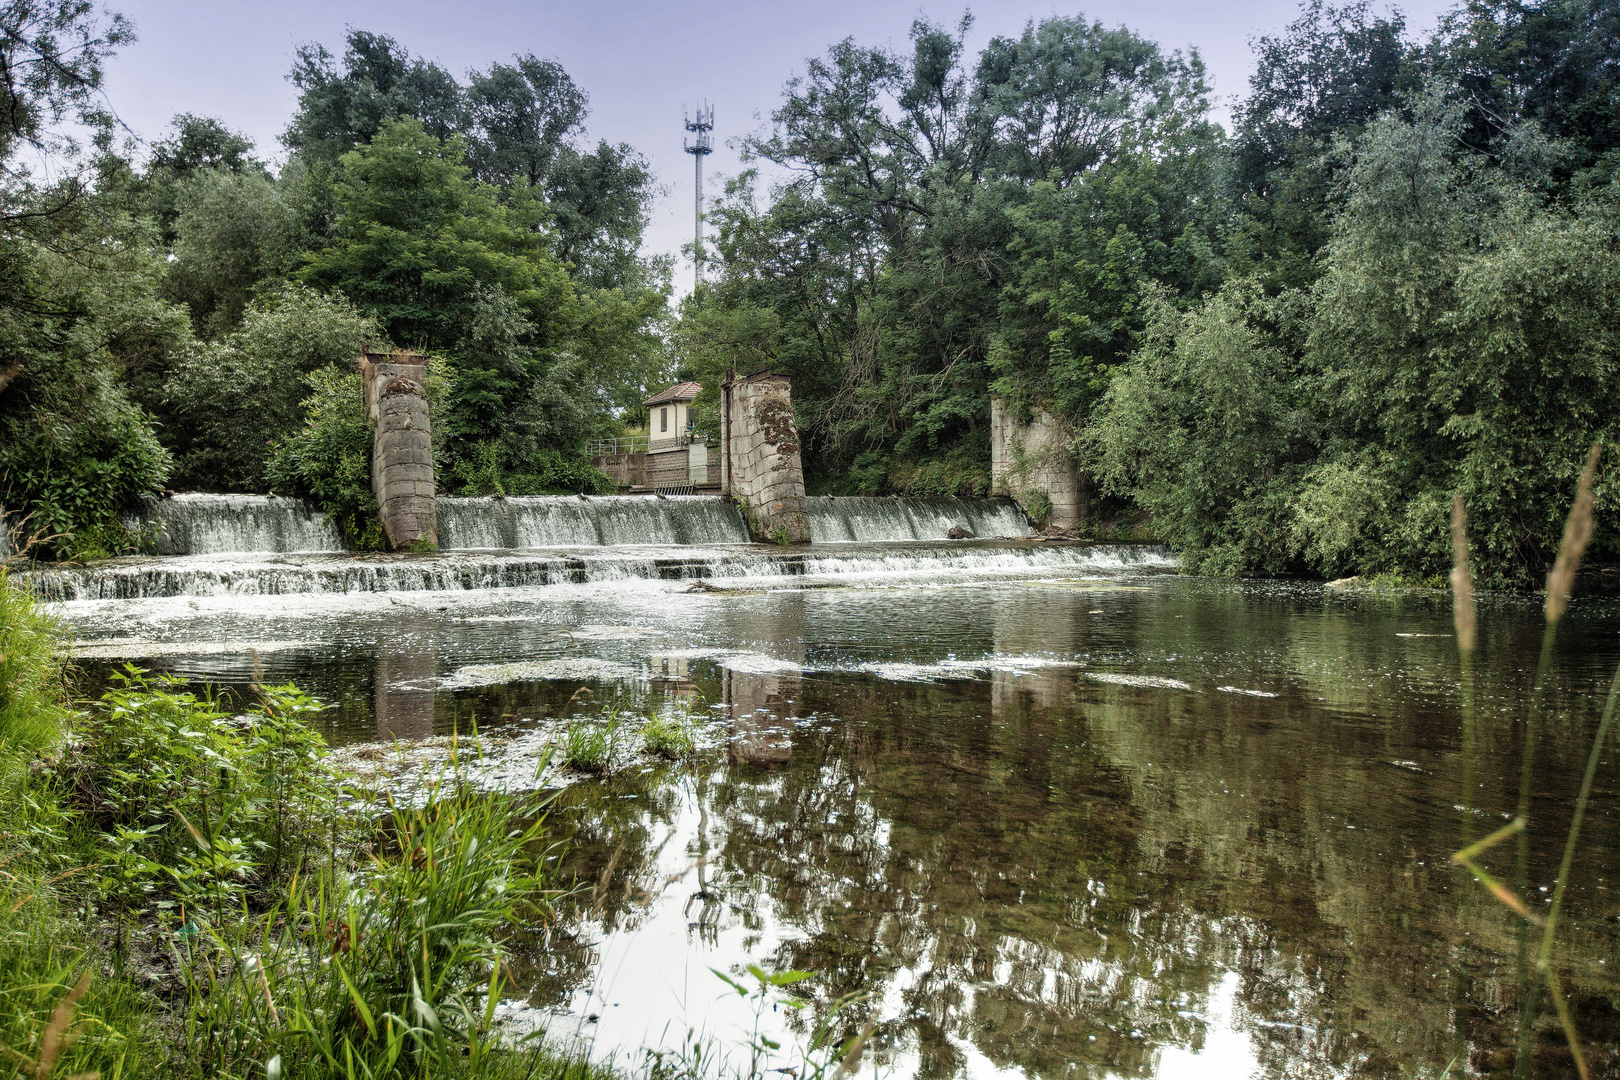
98,0 -> 1457,291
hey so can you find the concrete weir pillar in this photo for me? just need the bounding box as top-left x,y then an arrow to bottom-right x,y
360,350 -> 436,550
721,369 -> 810,543
990,398 -> 1089,529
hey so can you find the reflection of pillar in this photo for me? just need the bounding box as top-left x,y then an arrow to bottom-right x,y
374,628 -> 437,741
991,588 -> 1079,717
990,668 -> 1071,717
724,668 -> 799,765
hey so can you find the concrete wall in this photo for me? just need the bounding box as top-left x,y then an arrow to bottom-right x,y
645,447 -> 691,489
592,451 -> 646,488
360,352 -> 436,549
721,372 -> 810,543
990,398 -> 1089,528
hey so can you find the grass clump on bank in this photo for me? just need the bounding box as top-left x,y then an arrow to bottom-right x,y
0,578 -> 604,1080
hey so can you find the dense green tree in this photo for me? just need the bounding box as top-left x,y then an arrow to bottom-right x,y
1092,86 -> 1620,584
283,30 -> 467,163
0,195 -> 191,558
141,113 -> 266,241
687,13 -> 1215,493
1434,0 -> 1620,184
464,55 -> 587,188
160,284 -> 385,492
163,168 -> 298,335
0,4 -> 195,557
1226,0 -> 1420,290
298,117 -> 577,348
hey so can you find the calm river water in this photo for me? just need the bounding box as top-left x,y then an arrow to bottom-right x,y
54,544 -> 1620,1078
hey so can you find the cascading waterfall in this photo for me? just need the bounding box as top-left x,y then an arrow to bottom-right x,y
25,543 -> 1173,601
141,494 -> 343,555
437,495 -> 750,548
127,492 -> 1024,554
29,491 -> 1093,602
806,496 -> 1029,542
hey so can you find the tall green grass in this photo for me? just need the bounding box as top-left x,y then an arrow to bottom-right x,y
1449,445 -> 1610,1080
0,571 -> 66,758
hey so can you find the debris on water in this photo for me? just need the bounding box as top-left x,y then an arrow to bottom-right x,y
1217,685 -> 1280,698
1325,576 -> 1364,589
1088,672 -> 1194,691
70,638 -> 306,659
569,624 -> 654,641
683,579 -> 765,594
437,658 -> 641,690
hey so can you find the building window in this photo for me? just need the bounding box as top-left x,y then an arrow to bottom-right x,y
660,407 -> 668,433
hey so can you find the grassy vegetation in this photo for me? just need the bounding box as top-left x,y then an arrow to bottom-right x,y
0,577 -> 610,1080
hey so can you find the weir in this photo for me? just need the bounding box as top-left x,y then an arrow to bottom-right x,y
128,493 -> 1030,555
141,494 -> 343,554
25,543 -> 1167,602
28,491 -> 1058,600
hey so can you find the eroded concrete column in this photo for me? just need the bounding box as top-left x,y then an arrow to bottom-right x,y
990,398 -> 1089,529
721,370 -> 810,543
360,351 -> 437,550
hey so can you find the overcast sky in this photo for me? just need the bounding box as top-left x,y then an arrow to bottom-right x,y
99,0 -> 1455,292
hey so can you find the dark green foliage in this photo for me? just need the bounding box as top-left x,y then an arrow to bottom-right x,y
284,30 -> 469,162
142,113 -> 268,244
1091,88 -> 1620,585
266,363 -> 388,549
163,167 -> 298,335
685,12 -> 1215,490
162,284 -> 385,492
300,118 -> 576,349
0,205 -> 189,559
1089,281 -> 1317,576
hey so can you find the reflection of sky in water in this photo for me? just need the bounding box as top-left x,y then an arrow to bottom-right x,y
49,557 -> 1620,1078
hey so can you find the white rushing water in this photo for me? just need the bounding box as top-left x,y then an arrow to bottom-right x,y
142,494 -> 343,554
133,492 -> 1029,554
25,543 -> 1173,601
805,495 -> 1029,541
436,494 -> 751,548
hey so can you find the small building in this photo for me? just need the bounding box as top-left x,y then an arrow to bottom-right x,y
590,382 -> 714,492
645,381 -> 701,452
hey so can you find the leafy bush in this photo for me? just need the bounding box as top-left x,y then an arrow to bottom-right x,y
266,364 -> 385,549
0,381 -> 172,560
447,441 -> 614,497
73,667 -> 337,925
162,284 -> 386,492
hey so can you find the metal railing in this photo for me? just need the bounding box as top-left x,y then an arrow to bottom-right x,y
587,435 -> 651,456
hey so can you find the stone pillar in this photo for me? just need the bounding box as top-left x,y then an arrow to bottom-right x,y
360,351 -> 437,550
721,370 -> 810,544
990,398 -> 1089,529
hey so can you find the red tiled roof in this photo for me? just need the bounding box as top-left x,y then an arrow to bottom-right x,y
643,381 -> 702,406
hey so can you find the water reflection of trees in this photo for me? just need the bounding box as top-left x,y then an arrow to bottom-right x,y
539,582 -> 1620,1078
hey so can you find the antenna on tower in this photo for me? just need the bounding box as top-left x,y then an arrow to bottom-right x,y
684,101 -> 714,287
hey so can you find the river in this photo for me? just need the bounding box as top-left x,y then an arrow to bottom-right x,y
43,496 -> 1620,1079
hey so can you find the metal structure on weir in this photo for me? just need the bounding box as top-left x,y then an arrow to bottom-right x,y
684,101 -> 714,286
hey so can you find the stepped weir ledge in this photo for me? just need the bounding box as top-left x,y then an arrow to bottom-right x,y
19,363 -> 1170,600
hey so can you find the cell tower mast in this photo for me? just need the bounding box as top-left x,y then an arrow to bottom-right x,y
684,101 -> 714,286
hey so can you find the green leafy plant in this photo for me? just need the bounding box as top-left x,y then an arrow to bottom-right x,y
640,712 -> 696,760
